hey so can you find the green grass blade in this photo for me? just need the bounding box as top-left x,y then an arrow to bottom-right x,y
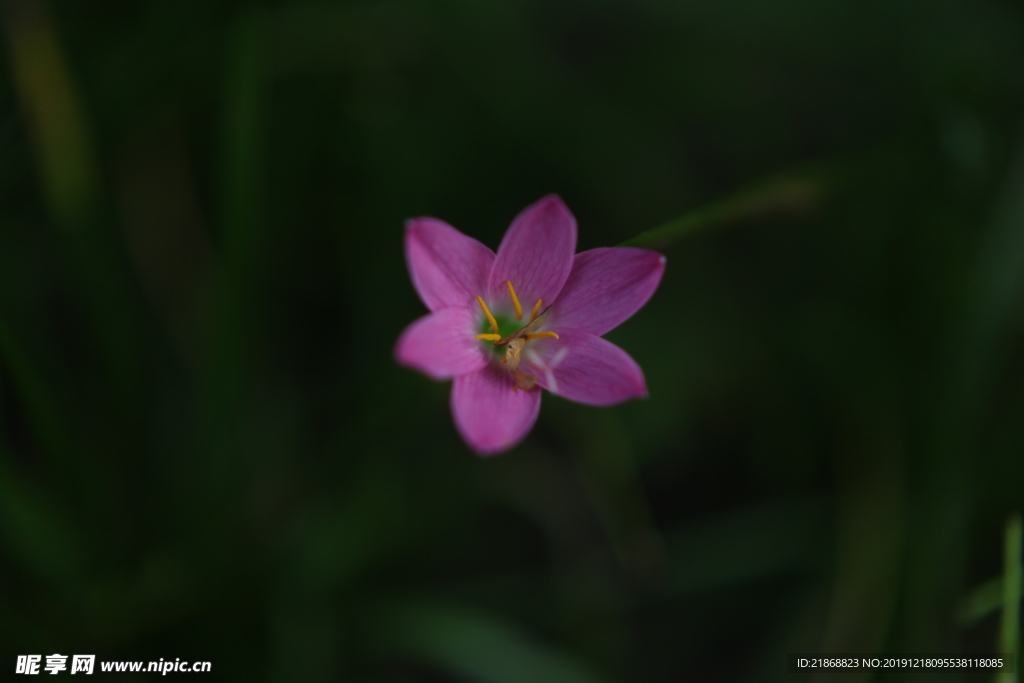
998,512 -> 1022,683
619,164 -> 835,249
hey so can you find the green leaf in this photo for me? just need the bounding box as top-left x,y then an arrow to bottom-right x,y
380,599 -> 609,683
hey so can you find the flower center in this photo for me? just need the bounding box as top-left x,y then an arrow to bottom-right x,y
478,313 -> 516,358
473,280 -> 559,388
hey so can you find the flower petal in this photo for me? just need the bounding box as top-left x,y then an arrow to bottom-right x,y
406,217 -> 495,311
523,328 -> 647,406
551,248 -> 665,336
488,195 -> 577,309
451,365 -> 542,456
395,307 -> 488,380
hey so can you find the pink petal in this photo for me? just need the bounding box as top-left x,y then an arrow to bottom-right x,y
488,195 -> 577,310
395,307 -> 489,380
523,329 -> 647,406
550,248 -> 666,336
451,365 -> 542,456
406,217 -> 495,311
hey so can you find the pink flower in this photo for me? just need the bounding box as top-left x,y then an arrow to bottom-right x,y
395,195 -> 666,455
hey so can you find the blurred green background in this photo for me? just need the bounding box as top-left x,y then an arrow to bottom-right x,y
2,0 -> 1024,680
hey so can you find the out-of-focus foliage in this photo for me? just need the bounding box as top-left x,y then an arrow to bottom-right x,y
1,0 -> 1023,680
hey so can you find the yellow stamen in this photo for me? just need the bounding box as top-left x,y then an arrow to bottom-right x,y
476,296 -> 499,334
525,331 -> 559,341
475,333 -> 501,341
530,299 -> 543,322
505,280 -> 523,320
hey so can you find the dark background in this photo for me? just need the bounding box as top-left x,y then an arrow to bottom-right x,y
2,0 -> 1024,681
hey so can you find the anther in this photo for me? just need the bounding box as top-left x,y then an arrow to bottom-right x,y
530,299 -> 543,322
476,296 -> 499,334
505,281 -> 523,320
475,333 -> 501,341
526,331 -> 559,341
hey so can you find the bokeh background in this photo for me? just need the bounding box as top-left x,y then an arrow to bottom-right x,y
2,0 -> 1024,680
